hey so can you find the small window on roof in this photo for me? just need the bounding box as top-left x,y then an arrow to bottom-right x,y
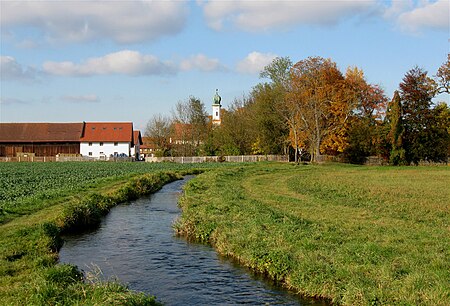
114,127 -> 117,130
103,127 -> 107,130
119,127 -> 123,130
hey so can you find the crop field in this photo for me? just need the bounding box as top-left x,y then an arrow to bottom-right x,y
1,160 -> 237,305
0,161 -> 229,223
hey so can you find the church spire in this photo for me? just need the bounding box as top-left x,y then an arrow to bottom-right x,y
212,89 -> 222,125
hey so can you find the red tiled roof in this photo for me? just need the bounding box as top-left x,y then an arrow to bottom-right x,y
0,123 -> 84,142
80,122 -> 133,142
133,131 -> 143,146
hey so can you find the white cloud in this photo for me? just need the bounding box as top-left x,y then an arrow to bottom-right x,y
236,52 -> 278,74
61,95 -> 101,104
0,56 -> 38,81
397,0 -> 449,32
43,50 -> 177,76
199,0 -> 379,31
1,1 -> 189,44
180,54 -> 225,72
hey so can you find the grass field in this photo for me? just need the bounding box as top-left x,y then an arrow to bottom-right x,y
0,161 -> 232,305
176,163 -> 450,305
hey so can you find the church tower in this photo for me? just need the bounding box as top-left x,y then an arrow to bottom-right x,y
212,89 -> 222,125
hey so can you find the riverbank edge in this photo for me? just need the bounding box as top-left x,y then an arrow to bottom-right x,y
1,169 -> 203,305
175,166 -> 332,305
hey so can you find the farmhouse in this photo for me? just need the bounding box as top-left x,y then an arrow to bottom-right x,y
0,123 -> 83,157
80,122 -> 135,159
0,122 -> 142,160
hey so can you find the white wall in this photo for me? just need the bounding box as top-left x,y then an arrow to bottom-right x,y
80,142 -> 130,158
130,143 -> 140,160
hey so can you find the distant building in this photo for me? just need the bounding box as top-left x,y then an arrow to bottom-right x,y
79,122 -> 134,159
140,137 -> 160,158
0,122 -> 142,160
212,89 -> 222,125
131,130 -> 143,160
0,123 -> 83,157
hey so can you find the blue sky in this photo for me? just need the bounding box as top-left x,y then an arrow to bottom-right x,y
1,0 -> 448,131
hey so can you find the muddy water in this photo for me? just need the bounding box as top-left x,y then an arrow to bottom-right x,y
59,177 -> 324,305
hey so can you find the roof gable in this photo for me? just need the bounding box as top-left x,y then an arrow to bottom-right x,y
133,131 -> 143,145
80,122 -> 133,142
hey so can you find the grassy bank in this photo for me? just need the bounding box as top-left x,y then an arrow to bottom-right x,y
0,162 -> 223,305
176,163 -> 450,305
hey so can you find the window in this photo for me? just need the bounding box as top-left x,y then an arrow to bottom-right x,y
92,127 -> 96,130
114,142 -> 118,146
216,112 -> 219,116
88,142 -> 92,146
100,142 -> 103,146
100,152 -> 104,155
88,152 -> 92,156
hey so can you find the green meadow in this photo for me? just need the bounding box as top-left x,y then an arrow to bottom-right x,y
1,161 -> 449,305
176,163 -> 450,305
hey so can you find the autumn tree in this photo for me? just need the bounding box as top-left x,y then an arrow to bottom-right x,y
288,56 -> 355,163
343,67 -> 388,163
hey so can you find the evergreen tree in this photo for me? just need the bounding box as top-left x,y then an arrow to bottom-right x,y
386,91 -> 406,165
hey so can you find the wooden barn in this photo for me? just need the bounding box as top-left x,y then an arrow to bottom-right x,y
0,123 -> 84,157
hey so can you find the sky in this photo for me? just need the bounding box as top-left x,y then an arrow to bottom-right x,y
1,0 -> 449,132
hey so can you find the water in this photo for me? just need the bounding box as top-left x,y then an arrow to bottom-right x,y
59,177 -> 324,305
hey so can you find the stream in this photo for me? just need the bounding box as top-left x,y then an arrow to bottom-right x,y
59,176 -> 324,305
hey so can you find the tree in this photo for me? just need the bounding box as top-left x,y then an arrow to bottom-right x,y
260,56 -> 292,90
213,96 -> 255,155
399,66 -> 436,164
187,96 -> 209,152
256,57 -> 292,156
250,83 -> 289,155
386,91 -> 406,165
288,56 -> 354,163
435,53 -> 450,94
342,67 -> 388,163
171,96 -> 209,156
145,114 -> 173,157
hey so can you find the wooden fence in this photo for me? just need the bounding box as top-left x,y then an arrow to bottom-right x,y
145,155 -> 289,163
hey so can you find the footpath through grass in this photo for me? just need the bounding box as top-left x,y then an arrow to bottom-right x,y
0,161 -> 232,305
176,163 -> 450,305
